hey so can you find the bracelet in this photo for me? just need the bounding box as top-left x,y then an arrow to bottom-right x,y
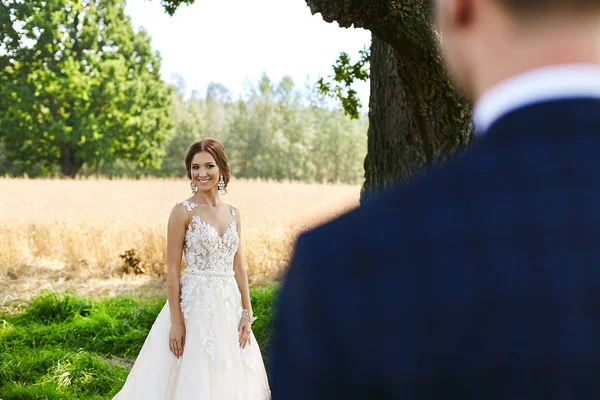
242,309 -> 257,324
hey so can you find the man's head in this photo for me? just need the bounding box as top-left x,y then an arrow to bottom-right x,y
435,0 -> 600,101
494,0 -> 600,14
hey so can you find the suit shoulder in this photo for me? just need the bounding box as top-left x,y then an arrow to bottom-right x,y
294,145 -> 492,269
295,191 -> 396,261
298,200 -> 373,241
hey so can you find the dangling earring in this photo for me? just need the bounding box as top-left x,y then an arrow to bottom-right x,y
190,181 -> 197,194
218,175 -> 225,193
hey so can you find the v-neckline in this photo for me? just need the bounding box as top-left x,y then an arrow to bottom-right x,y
191,216 -> 236,240
183,200 -> 237,240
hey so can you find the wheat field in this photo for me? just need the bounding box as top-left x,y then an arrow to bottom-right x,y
0,177 -> 360,303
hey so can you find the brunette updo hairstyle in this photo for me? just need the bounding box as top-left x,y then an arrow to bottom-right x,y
184,138 -> 231,192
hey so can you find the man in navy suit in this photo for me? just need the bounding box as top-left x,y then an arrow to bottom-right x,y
271,0 -> 600,398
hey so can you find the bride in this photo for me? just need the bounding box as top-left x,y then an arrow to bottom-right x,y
113,138 -> 271,399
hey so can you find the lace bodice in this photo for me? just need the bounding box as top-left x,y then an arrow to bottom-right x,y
182,200 -> 239,275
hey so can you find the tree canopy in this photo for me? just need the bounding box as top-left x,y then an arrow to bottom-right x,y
0,0 -> 173,177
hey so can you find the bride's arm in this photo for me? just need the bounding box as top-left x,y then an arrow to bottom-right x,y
166,204 -> 187,357
233,208 -> 253,348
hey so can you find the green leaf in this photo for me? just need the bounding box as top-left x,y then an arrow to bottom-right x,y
318,45 -> 371,119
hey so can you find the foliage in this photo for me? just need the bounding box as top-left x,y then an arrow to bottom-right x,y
74,74 -> 368,184
158,0 -> 197,16
178,75 -> 368,183
318,45 -> 371,119
0,0 -> 173,178
0,0 -> 368,182
0,285 -> 279,399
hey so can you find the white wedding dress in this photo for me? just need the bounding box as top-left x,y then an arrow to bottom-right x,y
113,200 -> 271,400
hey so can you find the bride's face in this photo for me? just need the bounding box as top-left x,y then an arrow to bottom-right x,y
190,151 -> 220,192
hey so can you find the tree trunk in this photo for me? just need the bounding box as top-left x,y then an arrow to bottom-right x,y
305,0 -> 473,201
361,33 -> 472,199
59,144 -> 84,178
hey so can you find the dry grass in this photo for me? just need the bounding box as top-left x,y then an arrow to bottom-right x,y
0,177 -> 359,303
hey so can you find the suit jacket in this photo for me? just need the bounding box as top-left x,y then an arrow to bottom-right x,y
270,99 -> 600,399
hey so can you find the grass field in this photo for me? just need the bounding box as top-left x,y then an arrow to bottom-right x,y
0,285 -> 279,399
0,178 -> 331,398
0,178 -> 359,307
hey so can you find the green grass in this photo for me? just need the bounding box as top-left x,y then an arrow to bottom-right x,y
0,284 -> 279,399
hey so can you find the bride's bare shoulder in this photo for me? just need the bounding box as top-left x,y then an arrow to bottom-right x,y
168,201 -> 190,224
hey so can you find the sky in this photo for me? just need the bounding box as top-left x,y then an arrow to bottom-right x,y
124,0 -> 371,106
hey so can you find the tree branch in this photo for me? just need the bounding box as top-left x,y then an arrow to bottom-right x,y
307,0 -> 436,64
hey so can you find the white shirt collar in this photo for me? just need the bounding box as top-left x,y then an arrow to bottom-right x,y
473,64 -> 600,134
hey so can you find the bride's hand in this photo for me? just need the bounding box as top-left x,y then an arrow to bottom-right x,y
238,319 -> 252,349
169,320 -> 186,359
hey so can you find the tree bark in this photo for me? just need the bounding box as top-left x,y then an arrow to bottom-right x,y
305,0 -> 473,201
59,144 -> 84,178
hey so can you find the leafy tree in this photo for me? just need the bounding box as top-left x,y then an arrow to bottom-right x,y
0,0 -> 173,178
157,0 -> 473,201
67,73 -> 367,184
305,0 -> 473,200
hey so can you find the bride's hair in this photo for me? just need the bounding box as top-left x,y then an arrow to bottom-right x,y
184,138 -> 231,191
